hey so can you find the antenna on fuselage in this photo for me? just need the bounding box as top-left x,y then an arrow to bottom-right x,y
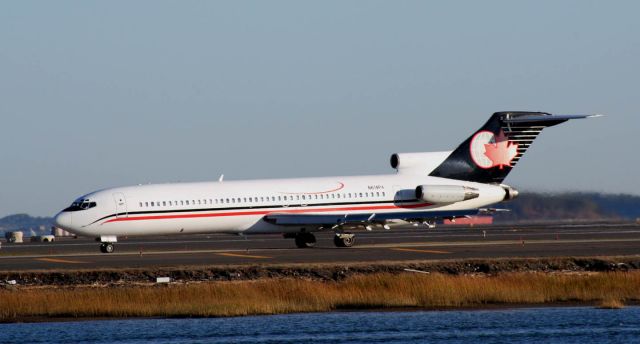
218,174 -> 224,182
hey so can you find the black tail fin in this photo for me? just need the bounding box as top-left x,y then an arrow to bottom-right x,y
429,111 -> 596,183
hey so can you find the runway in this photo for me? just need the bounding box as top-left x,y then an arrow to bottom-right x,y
1,223 -> 639,271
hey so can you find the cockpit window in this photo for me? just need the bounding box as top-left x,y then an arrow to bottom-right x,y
63,200 -> 97,212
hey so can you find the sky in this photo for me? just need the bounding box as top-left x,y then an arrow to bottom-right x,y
1,1 -> 639,217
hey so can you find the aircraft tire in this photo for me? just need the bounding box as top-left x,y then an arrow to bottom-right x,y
294,233 -> 316,248
100,243 -> 115,254
334,234 -> 355,248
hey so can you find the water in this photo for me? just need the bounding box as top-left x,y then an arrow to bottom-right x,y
1,307 -> 639,343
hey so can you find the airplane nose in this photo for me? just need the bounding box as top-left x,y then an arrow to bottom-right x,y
54,211 -> 73,231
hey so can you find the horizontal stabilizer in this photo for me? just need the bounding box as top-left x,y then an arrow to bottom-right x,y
503,113 -> 603,124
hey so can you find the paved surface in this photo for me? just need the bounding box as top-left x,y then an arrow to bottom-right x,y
1,223 -> 639,271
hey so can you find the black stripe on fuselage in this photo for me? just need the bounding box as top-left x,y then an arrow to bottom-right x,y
85,199 -> 422,226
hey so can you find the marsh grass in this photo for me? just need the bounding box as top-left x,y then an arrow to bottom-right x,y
1,272 -> 639,321
597,299 -> 625,309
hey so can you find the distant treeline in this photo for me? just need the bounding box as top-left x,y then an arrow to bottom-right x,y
0,192 -> 639,234
0,214 -> 53,235
495,192 -> 640,222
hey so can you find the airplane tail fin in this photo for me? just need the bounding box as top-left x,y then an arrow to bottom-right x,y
429,111 -> 599,183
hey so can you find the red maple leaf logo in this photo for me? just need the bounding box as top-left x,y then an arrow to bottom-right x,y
483,130 -> 518,169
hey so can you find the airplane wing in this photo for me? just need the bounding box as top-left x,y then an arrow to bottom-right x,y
263,209 -> 491,227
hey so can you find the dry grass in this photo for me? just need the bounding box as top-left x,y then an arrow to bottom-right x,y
597,299 -> 625,309
1,271 -> 639,321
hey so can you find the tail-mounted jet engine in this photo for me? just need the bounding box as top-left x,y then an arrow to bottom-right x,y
415,185 -> 480,204
501,184 -> 519,201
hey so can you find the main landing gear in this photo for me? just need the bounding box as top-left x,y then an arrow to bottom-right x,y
294,232 -> 316,248
100,242 -> 115,253
334,233 -> 356,247
288,232 -> 357,248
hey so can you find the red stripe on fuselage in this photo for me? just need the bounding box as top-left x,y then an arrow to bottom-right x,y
103,202 -> 432,224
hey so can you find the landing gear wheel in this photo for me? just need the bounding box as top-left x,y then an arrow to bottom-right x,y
100,243 -> 115,254
334,233 -> 356,248
294,233 -> 316,248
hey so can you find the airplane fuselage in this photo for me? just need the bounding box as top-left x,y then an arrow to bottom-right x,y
54,111 -> 595,252
55,174 -> 506,238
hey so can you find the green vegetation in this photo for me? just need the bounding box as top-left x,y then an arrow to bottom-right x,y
1,272 -> 638,322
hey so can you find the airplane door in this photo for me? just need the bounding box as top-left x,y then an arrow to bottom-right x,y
113,192 -> 128,218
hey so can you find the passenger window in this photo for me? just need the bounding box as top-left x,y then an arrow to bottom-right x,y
145,202 -> 149,207
331,194 -> 335,199
162,201 -> 166,206
151,202 -> 155,206
348,193 -> 352,198
359,193 -> 363,197
302,195 -> 306,200
382,192 -> 386,196
278,196 -> 281,201
139,202 -> 142,207
337,194 -> 341,199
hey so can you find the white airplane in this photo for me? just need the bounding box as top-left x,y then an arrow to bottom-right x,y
54,112 -> 597,253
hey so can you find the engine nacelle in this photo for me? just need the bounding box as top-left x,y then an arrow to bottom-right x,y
415,185 -> 480,204
501,184 -> 519,201
390,152 -> 451,174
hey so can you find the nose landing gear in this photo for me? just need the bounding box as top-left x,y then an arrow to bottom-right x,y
97,235 -> 118,254
100,242 -> 115,253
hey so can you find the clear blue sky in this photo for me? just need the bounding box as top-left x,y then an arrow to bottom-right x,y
1,1 -> 638,217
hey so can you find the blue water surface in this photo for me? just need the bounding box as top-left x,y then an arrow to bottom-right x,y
1,307 -> 639,343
